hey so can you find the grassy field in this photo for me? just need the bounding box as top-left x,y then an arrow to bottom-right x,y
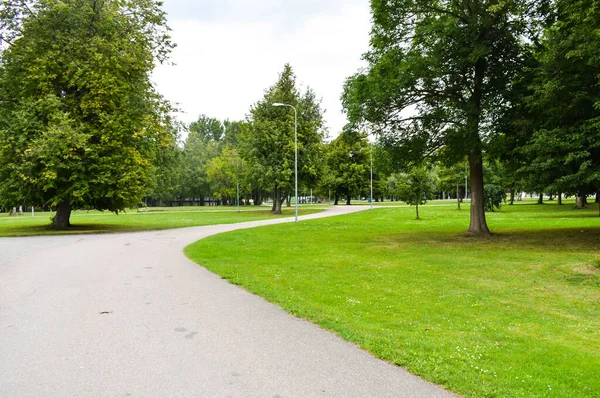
0,206 -> 323,237
185,200 -> 600,398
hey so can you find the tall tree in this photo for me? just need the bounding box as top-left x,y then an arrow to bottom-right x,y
524,0 -> 600,209
343,0 -> 541,235
240,64 -> 325,214
0,0 -> 174,228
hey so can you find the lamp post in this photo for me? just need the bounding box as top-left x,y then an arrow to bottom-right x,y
272,103 -> 298,223
370,142 -> 373,210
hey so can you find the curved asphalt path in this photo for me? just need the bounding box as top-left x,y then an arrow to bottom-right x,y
0,206 -> 457,397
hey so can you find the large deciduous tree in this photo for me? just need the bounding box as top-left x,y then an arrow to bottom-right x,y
240,64 -> 325,214
0,0 -> 175,228
343,0 -> 540,235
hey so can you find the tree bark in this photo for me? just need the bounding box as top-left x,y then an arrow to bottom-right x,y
596,191 -> 600,203
415,203 -> 419,220
509,187 -> 515,205
272,186 -> 283,214
576,195 -> 587,209
548,192 -> 554,201
467,154 -> 491,235
457,182 -> 461,210
538,193 -> 543,204
558,192 -> 562,205
52,200 -> 71,229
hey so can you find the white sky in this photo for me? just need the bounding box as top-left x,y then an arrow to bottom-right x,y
152,0 -> 372,138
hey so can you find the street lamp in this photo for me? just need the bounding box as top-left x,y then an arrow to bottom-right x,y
272,103 -> 298,223
370,142 -> 373,210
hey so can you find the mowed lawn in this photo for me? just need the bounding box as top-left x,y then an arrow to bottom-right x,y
0,206 -> 324,237
185,200 -> 600,398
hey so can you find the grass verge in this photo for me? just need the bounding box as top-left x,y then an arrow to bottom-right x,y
0,207 -> 323,237
185,200 -> 600,398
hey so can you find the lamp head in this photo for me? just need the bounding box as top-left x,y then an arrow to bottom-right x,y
273,103 -> 285,106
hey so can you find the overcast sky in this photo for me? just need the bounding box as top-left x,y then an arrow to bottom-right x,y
152,0 -> 372,138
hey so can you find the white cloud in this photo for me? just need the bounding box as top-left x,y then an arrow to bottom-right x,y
152,1 -> 371,137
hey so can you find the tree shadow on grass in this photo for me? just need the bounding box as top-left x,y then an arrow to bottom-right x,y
4,223 -> 124,237
461,227 -> 600,252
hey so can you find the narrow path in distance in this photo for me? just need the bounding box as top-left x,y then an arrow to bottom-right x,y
0,206 -> 456,397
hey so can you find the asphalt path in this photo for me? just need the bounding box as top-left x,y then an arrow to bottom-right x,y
0,206 -> 457,397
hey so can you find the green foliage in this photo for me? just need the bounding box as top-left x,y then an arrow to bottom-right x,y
342,0 -> 543,234
239,64 -> 325,213
0,0 -> 175,227
484,184 -> 506,212
324,129 -> 370,204
395,166 -> 435,219
521,0 -> 600,198
180,116 -> 223,201
189,115 -> 225,142
207,147 -> 242,202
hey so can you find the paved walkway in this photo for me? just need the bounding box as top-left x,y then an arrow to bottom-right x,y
0,206 -> 456,397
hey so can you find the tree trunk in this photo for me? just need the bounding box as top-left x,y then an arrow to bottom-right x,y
596,191 -> 600,203
538,193 -> 543,204
271,187 -> 277,212
415,203 -> 419,220
457,182 -> 461,210
557,192 -> 562,205
467,154 -> 491,235
52,200 -> 71,229
509,188 -> 515,205
576,195 -> 587,209
286,194 -> 291,207
346,194 -> 351,205
548,192 -> 554,201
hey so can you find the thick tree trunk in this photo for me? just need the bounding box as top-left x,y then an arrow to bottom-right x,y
538,193 -> 543,204
467,155 -> 491,235
558,192 -> 562,205
346,195 -> 351,205
548,192 -> 554,201
596,191 -> 600,203
509,188 -> 515,205
52,200 -> 71,229
286,194 -> 291,207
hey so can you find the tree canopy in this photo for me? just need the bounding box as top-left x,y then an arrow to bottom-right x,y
239,64 -> 325,214
343,0 -> 544,235
0,0 -> 175,228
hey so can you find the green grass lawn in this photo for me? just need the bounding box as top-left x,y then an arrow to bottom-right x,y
0,206 -> 323,237
185,200 -> 600,398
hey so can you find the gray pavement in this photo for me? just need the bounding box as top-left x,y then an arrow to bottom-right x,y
0,206 -> 457,397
